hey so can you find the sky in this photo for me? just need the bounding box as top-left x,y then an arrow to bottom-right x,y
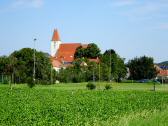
0,0 -> 168,63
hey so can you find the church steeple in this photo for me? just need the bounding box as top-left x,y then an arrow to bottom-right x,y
52,29 -> 60,41
51,29 -> 62,57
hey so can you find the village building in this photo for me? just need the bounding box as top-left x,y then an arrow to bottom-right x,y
50,29 -> 99,71
155,65 -> 168,83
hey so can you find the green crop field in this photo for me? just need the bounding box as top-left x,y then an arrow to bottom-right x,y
0,83 -> 168,126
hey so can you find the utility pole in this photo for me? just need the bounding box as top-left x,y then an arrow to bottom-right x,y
109,50 -> 112,82
165,65 -> 168,84
93,68 -> 95,83
33,38 -> 37,84
51,65 -> 53,84
99,62 -> 101,83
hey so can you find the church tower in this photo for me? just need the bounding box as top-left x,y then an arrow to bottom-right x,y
51,29 -> 62,57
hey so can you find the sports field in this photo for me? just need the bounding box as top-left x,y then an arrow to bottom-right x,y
0,83 -> 168,126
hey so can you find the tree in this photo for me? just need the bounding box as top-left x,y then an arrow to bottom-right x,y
85,43 -> 101,58
58,47 -> 127,83
74,43 -> 101,59
56,57 -> 100,83
101,49 -> 127,82
74,46 -> 85,59
0,56 -> 9,75
9,48 -> 53,84
0,56 -> 11,84
127,56 -> 157,80
115,57 -> 127,82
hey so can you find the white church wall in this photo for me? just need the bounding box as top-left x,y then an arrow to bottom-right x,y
51,40 -> 61,57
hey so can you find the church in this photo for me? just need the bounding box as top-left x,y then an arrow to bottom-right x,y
50,29 -> 98,71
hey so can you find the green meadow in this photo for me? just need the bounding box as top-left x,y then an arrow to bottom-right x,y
0,83 -> 168,126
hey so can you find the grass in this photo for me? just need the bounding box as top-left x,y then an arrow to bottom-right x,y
29,82 -> 168,91
0,83 -> 168,125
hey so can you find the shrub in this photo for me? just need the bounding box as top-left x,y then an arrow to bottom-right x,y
3,79 -> 9,84
105,84 -> 112,90
38,80 -> 51,85
27,77 -> 35,88
86,82 -> 96,90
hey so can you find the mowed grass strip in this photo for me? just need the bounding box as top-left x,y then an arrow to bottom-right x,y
11,82 -> 168,91
0,84 -> 168,125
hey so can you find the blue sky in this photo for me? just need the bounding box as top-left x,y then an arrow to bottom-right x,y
0,0 -> 168,63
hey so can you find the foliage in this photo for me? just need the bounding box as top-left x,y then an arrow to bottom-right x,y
57,48 -> 127,83
74,43 -> 101,59
57,58 -> 99,83
105,84 -> 112,90
86,82 -> 96,90
85,43 -> 101,58
101,49 -> 127,82
0,48 -> 56,84
27,77 -> 35,88
0,84 -> 168,125
58,43 -> 102,83
0,56 -> 11,75
74,46 -> 86,59
127,56 -> 157,80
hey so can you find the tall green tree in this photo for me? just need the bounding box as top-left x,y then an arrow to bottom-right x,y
0,56 -> 9,75
101,49 -> 127,82
0,56 -> 11,83
9,48 -> 54,84
85,43 -> 101,58
74,46 -> 86,59
127,56 -> 157,80
74,43 -> 101,59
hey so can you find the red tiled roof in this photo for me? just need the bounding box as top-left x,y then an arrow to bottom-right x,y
55,43 -> 81,62
158,70 -> 168,76
52,29 -> 60,41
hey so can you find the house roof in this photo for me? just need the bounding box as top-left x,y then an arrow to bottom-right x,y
52,29 -> 60,41
55,43 -> 82,62
155,65 -> 168,77
160,66 -> 168,70
158,70 -> 168,77
52,59 -> 62,68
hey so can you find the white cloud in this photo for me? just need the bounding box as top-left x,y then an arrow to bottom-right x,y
110,1 -> 168,19
11,0 -> 44,9
0,0 -> 43,13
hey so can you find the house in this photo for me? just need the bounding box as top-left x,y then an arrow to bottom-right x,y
50,29 -> 99,71
155,65 -> 168,83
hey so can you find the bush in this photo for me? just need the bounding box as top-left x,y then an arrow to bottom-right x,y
3,79 -> 9,84
38,80 -> 51,85
105,84 -> 112,90
86,82 -> 96,90
27,77 -> 35,88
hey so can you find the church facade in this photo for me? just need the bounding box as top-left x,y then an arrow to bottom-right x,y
50,29 -> 89,71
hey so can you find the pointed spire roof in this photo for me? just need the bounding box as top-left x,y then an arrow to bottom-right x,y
52,29 -> 60,41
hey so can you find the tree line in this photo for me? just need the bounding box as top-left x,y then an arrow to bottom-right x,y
0,43 -> 157,84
